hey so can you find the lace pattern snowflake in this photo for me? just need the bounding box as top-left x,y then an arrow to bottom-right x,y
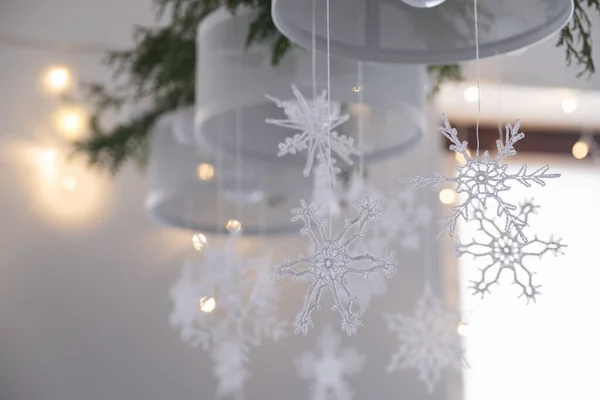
296,327 -> 365,400
384,283 -> 463,393
400,114 -> 560,241
169,232 -> 286,398
273,199 -> 398,335
455,201 -> 566,303
266,85 -> 358,178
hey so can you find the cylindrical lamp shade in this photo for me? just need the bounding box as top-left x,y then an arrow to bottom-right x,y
146,108 -> 313,235
194,7 -> 424,171
271,0 -> 573,64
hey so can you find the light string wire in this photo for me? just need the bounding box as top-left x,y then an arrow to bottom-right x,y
326,0 -> 333,236
474,0 -> 481,157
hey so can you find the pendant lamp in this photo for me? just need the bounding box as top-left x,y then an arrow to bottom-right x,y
194,7 -> 425,170
146,108 -> 313,235
271,0 -> 573,64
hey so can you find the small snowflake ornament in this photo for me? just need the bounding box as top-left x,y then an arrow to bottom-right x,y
266,85 -> 358,178
455,201 -> 566,303
384,283 -> 464,394
296,327 -> 365,400
400,114 -> 560,241
169,232 -> 286,398
273,199 -> 397,335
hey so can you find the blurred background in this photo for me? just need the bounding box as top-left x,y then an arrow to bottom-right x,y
0,0 -> 597,399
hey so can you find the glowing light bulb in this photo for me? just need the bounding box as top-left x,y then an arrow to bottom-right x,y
457,321 -> 469,336
439,188 -> 456,205
43,66 -> 70,92
192,233 -> 207,251
463,86 -> 479,103
198,296 -> 216,313
401,0 -> 446,8
61,177 -> 78,191
55,107 -> 87,141
561,98 -> 577,114
226,219 -> 242,232
352,85 -> 362,93
197,163 -> 215,181
572,140 -> 589,159
455,148 -> 471,164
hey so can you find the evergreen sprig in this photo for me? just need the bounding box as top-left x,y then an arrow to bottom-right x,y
74,0 -> 600,175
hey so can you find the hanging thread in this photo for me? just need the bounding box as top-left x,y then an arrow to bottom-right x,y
474,0 -> 481,157
326,0 -> 333,236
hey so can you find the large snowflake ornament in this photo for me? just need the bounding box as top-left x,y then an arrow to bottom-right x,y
400,114 -> 560,241
169,232 -> 286,398
266,85 -> 358,178
296,327 -> 365,400
455,201 -> 566,303
384,283 -> 464,393
273,199 -> 398,335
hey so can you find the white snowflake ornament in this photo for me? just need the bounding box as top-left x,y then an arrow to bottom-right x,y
169,232 -> 286,398
273,199 -> 397,335
455,201 -> 566,303
266,85 -> 358,178
384,283 -> 464,393
296,327 -> 365,400
400,114 -> 560,241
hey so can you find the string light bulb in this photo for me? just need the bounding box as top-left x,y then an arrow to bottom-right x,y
457,321 -> 469,336
439,188 -> 457,205
197,163 -> 215,181
226,219 -> 242,232
572,140 -> 589,159
463,86 -> 479,103
352,85 -> 362,93
198,296 -> 216,313
55,107 -> 87,141
61,177 -> 78,191
561,98 -> 577,114
192,233 -> 207,251
43,65 -> 71,92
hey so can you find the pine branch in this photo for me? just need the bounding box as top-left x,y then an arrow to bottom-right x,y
557,0 -> 600,77
427,65 -> 463,97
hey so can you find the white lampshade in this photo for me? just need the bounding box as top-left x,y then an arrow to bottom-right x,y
194,7 -> 424,170
146,108 -> 313,235
271,0 -> 573,64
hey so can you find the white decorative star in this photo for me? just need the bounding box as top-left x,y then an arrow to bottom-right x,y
273,199 -> 397,335
455,200 -> 566,302
384,283 -> 463,393
296,327 -> 365,400
266,85 -> 358,178
400,114 -> 560,241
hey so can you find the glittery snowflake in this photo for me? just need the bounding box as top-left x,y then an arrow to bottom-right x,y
273,199 -> 398,335
266,85 -> 357,178
400,114 -> 560,241
384,283 -> 463,393
296,327 -> 365,400
455,201 -> 566,303
169,232 -> 286,398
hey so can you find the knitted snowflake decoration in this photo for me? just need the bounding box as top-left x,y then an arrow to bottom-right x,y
400,114 -> 560,241
367,187 -> 433,254
384,283 -> 463,393
169,232 -> 286,399
273,199 -> 397,335
296,327 -> 365,400
455,201 -> 566,303
266,85 -> 358,178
